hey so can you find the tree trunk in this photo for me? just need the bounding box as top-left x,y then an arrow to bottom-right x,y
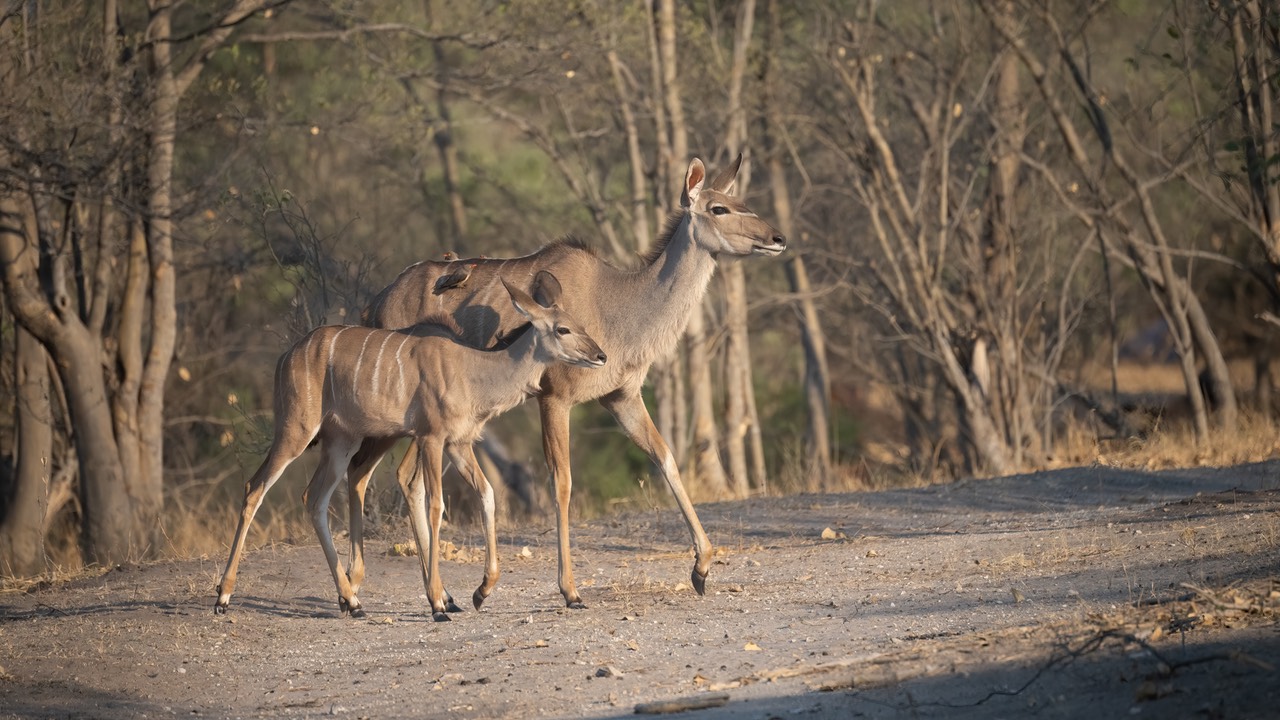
720,0 -> 759,498
66,323 -> 138,562
1185,288 -> 1237,429
723,267 -> 751,497
426,0 -> 467,248
765,0 -> 831,486
785,255 -> 832,483
1256,352 -> 1274,419
658,0 -> 726,496
981,13 -> 1036,469
685,307 -> 729,497
742,356 -> 767,491
937,327 -> 1013,475
0,326 -> 52,577
653,359 -> 677,464
138,0 -> 188,549
112,216 -> 147,532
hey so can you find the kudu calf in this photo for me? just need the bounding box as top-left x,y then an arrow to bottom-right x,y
214,277 -> 606,619
350,153 -> 785,608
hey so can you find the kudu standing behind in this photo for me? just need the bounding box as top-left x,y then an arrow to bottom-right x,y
214,277 -> 606,619
349,154 -> 785,609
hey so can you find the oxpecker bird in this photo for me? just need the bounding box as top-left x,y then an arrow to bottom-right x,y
433,262 -> 477,295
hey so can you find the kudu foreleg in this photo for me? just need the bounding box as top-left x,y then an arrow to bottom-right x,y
402,436 -> 451,621
446,442 -> 500,609
392,446 -> 463,613
601,390 -> 713,595
540,399 -> 585,608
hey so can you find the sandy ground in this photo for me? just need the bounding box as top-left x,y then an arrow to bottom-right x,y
2,461 -> 1279,719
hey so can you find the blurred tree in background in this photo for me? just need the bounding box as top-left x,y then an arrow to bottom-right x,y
2,0 -> 1278,575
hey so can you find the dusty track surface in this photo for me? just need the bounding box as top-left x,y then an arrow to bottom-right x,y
3,462 -> 1280,719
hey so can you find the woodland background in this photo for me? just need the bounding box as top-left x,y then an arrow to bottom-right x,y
2,0 -> 1280,577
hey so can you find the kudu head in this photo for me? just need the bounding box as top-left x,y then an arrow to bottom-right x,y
680,153 -> 786,258
502,273 -> 608,368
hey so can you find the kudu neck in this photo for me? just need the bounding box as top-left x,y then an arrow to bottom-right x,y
633,214 -> 717,300
464,322 -> 547,393
593,213 -> 718,367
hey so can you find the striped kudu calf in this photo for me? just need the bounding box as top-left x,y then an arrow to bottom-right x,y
214,277 -> 606,619
342,154 -> 785,610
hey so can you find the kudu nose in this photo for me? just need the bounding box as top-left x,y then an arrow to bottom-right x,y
772,234 -> 787,248
596,351 -> 608,365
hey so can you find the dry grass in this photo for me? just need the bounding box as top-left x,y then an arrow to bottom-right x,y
157,497 -> 314,563
1087,410 -> 1280,470
0,563 -> 110,594
809,360 -> 1280,493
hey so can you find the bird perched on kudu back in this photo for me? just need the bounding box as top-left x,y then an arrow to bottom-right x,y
433,262 -> 477,295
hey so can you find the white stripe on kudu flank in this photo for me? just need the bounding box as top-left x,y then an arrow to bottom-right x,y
394,334 -> 412,395
353,331 -> 375,396
372,332 -> 395,396
327,328 -> 350,406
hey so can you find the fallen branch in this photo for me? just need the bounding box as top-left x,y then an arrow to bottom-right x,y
634,693 -> 730,714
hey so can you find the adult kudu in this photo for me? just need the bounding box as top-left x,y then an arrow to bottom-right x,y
214,278 -> 606,619
354,153 -> 785,609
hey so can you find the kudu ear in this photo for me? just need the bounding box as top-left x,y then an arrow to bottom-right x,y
708,153 -> 742,194
502,278 -> 541,320
680,158 -> 707,208
531,270 -> 563,308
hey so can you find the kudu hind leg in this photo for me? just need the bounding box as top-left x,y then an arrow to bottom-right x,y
215,442 -> 309,613
446,442 -> 500,609
304,442 -> 365,616
540,399 -> 586,608
344,437 -> 399,596
601,390 -> 713,595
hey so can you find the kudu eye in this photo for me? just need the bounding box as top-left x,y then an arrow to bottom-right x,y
556,326 -> 572,336
710,205 -> 730,216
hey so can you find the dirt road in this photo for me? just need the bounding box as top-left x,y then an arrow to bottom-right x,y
3,462 -> 1279,719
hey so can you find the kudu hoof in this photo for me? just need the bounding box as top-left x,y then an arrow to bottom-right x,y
691,568 -> 708,596
566,599 -> 587,610
338,596 -> 364,618
213,601 -> 228,615
432,610 -> 452,623
472,588 -> 487,611
445,597 -> 464,614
